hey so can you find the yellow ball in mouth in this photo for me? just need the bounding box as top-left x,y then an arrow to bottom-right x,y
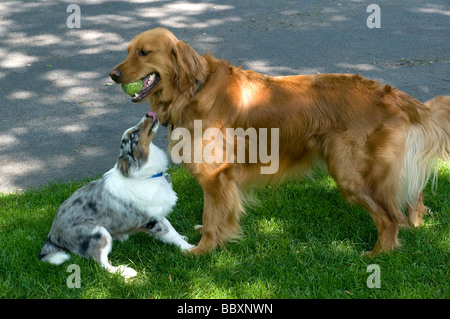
121,80 -> 143,96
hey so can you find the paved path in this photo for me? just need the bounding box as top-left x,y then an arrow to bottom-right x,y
0,0 -> 448,193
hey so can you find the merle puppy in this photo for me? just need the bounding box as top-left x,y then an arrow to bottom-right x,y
40,111 -> 193,278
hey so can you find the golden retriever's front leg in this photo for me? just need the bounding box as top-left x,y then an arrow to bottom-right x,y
188,192 -> 223,255
188,165 -> 244,255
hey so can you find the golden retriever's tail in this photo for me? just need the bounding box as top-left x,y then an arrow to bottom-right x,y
401,95 -> 450,208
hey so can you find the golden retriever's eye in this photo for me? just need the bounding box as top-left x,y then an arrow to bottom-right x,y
138,50 -> 151,57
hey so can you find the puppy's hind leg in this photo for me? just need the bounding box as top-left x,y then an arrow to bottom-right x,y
39,237 -> 71,265
85,226 -> 137,279
146,218 -> 195,251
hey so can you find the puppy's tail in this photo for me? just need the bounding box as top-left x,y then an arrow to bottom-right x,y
39,237 -> 71,265
401,95 -> 450,206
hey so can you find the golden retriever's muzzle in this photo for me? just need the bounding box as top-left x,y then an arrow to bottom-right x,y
110,68 -> 161,103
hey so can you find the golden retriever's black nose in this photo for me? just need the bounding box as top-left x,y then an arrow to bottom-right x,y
109,69 -> 121,83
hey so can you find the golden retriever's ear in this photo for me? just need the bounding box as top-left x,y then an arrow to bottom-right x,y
172,41 -> 207,92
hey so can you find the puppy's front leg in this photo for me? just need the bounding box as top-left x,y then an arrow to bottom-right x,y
147,218 -> 194,251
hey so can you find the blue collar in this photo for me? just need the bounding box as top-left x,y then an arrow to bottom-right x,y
149,171 -> 171,184
150,172 -> 164,178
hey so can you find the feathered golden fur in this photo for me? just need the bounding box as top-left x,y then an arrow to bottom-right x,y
110,27 -> 450,256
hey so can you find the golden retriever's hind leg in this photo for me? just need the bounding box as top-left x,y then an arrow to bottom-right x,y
326,142 -> 405,256
364,210 -> 400,257
342,182 -> 403,256
337,184 -> 401,256
407,193 -> 429,227
188,167 -> 244,255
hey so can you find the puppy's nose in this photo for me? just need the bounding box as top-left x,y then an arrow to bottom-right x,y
109,69 -> 121,83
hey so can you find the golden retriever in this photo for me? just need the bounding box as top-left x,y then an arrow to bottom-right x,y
110,27 -> 449,256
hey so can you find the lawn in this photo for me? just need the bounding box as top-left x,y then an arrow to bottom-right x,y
0,163 -> 448,299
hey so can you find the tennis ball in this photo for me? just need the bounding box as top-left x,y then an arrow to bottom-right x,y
121,80 -> 143,96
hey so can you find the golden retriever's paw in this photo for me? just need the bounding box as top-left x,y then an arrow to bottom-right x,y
187,240 -> 218,255
187,245 -> 206,256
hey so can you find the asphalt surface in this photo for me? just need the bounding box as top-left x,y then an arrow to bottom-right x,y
0,0 -> 449,193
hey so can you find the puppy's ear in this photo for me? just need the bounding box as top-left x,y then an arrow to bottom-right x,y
118,156 -> 130,177
172,41 -> 207,92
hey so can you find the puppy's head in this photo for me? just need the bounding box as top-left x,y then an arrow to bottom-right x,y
109,27 -> 207,105
117,111 -> 159,177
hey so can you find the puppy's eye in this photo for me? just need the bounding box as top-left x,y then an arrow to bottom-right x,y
138,50 -> 151,56
130,132 -> 137,140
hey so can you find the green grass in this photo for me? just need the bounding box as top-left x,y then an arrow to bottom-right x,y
0,163 -> 449,299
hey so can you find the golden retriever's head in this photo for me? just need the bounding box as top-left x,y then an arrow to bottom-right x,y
110,28 -> 207,106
